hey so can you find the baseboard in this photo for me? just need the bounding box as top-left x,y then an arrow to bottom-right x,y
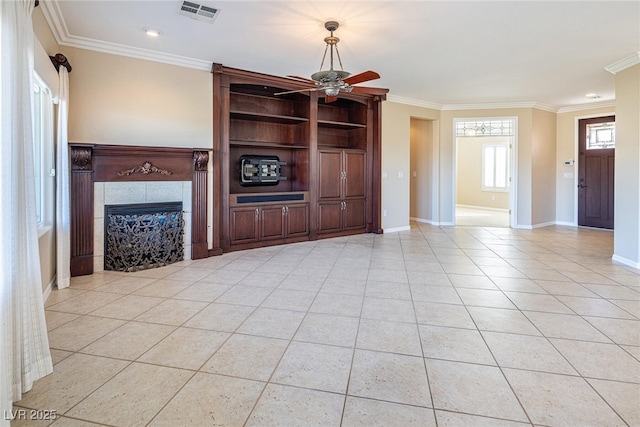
513,224 -> 532,230
555,221 -> 577,227
410,217 -> 456,226
384,225 -> 412,233
43,275 -> 56,303
456,204 -> 509,213
612,254 -> 640,270
410,217 -> 432,224
532,221 -> 557,229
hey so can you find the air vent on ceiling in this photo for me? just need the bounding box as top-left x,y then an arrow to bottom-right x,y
179,1 -> 220,23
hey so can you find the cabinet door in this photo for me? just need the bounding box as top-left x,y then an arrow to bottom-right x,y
230,207 -> 259,244
286,204 -> 309,237
317,201 -> 343,233
344,151 -> 366,198
343,199 -> 366,230
261,205 -> 286,240
318,150 -> 342,199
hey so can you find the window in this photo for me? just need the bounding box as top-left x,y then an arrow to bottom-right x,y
586,121 -> 615,150
32,74 -> 54,225
482,143 -> 509,192
456,119 -> 513,137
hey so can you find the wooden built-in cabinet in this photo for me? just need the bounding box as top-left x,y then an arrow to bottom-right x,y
212,64 -> 386,254
317,149 -> 367,235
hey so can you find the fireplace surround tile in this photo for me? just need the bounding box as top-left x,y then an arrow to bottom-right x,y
94,181 -> 192,273
104,182 -> 147,205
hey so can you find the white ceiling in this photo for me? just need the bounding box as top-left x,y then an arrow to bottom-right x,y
40,1 -> 640,110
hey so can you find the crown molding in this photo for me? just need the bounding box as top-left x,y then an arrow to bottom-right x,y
557,100 -> 616,114
605,52 -> 640,74
61,35 -> 212,71
39,0 -> 212,71
386,94 -> 443,110
39,0 -> 67,45
385,96 -> 561,113
441,101 -> 558,113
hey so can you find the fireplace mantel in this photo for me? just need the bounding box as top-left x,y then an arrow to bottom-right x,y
70,143 -> 214,276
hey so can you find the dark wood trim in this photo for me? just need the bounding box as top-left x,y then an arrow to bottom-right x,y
69,143 -> 212,276
70,145 -> 94,276
372,96 -> 384,233
191,151 -> 209,259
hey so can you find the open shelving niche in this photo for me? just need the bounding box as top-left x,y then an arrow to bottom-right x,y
228,84 -> 310,198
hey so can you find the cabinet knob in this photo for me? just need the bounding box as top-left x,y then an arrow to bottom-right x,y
255,208 -> 259,217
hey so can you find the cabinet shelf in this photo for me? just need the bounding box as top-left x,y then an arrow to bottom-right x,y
229,140 -> 309,149
317,119 -> 366,130
230,110 -> 309,124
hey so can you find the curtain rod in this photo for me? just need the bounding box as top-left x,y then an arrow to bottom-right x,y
50,53 -> 72,73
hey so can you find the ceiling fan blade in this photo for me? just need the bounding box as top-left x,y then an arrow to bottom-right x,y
287,75 -> 318,84
343,70 -> 380,85
349,86 -> 389,96
325,95 -> 338,103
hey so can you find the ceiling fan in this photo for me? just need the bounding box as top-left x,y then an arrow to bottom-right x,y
276,21 -> 385,103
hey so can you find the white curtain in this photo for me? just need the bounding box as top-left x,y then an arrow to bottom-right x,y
0,0 -> 54,423
56,66 -> 70,289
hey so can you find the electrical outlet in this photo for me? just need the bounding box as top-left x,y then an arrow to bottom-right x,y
383,210 -> 388,217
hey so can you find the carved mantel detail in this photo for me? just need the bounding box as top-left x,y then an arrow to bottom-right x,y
71,147 -> 92,170
117,161 -> 173,177
193,151 -> 209,172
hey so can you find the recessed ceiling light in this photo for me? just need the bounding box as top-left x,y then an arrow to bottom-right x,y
585,93 -> 601,99
142,27 -> 162,37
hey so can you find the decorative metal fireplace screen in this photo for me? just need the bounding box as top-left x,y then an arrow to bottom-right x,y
105,202 -> 184,272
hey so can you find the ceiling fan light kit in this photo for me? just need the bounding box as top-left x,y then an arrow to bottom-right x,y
277,21 -> 381,102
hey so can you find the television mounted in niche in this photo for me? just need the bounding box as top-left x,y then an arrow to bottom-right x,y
240,155 -> 287,186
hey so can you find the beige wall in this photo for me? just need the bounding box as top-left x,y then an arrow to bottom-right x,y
63,47 -> 212,148
531,109 -> 557,226
555,105 -> 615,224
382,102 -> 440,230
32,7 -> 57,54
456,136 -> 510,210
410,118 -> 435,220
613,63 -> 640,266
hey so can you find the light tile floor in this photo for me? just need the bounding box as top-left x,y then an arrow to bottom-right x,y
12,223 -> 640,426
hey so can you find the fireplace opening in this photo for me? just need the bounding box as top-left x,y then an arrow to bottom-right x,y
105,202 -> 184,272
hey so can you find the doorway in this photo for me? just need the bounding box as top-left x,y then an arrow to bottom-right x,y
578,116 -> 615,229
454,118 -> 516,227
409,118 -> 436,224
